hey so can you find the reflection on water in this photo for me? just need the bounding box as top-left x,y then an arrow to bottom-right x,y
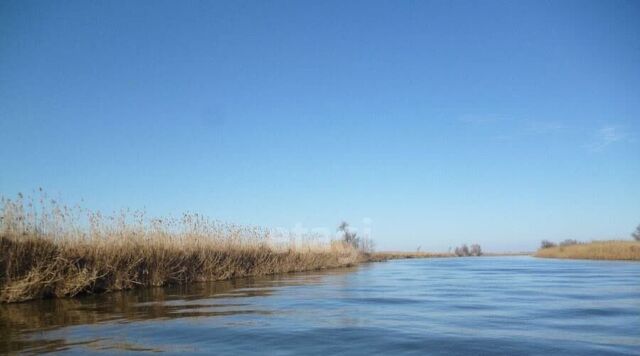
1,258 -> 639,355
0,266 -> 360,354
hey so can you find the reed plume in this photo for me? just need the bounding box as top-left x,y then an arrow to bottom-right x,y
0,193 -> 360,303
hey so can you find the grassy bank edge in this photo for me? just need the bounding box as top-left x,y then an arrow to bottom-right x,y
1,233 -> 369,304
0,238 -> 457,304
534,240 -> 640,261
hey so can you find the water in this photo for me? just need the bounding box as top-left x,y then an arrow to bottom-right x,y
1,256 -> 639,355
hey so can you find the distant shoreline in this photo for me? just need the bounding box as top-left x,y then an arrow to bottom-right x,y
534,241 -> 640,261
366,251 -> 531,262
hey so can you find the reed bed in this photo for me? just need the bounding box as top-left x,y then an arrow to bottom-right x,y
0,194 -> 360,303
535,240 -> 640,261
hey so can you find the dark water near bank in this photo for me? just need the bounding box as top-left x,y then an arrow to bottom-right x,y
1,257 -> 639,355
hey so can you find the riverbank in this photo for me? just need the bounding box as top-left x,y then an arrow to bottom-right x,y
535,241 -> 640,261
364,251 -> 453,262
2,231 -> 463,303
0,197 -> 369,303
1,233 -> 363,303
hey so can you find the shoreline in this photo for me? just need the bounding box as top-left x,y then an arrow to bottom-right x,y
1,197 -> 374,304
534,241 -> 640,261
0,233 -> 366,304
363,252 -> 453,262
5,240 -> 635,304
1,236 -> 467,304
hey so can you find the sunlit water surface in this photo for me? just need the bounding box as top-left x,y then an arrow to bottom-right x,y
1,257 -> 639,355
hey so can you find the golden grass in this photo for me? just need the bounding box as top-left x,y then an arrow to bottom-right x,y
0,194 -> 360,303
535,240 -> 640,261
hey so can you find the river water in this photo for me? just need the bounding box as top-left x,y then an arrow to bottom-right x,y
1,256 -> 639,355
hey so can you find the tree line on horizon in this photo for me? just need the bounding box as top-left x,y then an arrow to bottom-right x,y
453,244 -> 482,257
338,221 -> 483,257
540,223 -> 640,249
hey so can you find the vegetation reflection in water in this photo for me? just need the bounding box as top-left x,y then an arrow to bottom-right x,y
0,266 -> 359,353
1,258 -> 639,355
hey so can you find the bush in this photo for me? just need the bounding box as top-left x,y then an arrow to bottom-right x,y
454,244 -> 469,256
540,240 -> 556,249
559,239 -> 579,247
338,221 -> 359,249
632,224 -> 640,241
337,221 -> 374,252
454,244 -> 481,257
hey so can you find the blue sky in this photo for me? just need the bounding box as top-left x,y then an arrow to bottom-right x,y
1,0 -> 639,251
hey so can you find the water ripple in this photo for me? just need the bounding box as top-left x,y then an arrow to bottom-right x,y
1,257 -> 639,355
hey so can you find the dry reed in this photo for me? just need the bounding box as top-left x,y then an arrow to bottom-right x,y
535,240 -> 640,261
0,193 -> 360,303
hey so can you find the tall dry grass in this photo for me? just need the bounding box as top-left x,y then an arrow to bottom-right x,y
0,193 -> 360,303
535,240 -> 640,261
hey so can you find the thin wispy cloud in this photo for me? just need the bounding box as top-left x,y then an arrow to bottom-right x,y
463,119 -> 633,152
587,126 -> 627,152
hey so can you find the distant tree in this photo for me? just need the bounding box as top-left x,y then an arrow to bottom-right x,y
540,240 -> 556,249
338,221 -> 348,233
469,244 -> 482,256
454,244 -> 470,257
632,224 -> 640,241
338,221 -> 360,249
559,239 -> 579,247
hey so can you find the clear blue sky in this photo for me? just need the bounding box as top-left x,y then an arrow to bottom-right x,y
1,0 -> 639,251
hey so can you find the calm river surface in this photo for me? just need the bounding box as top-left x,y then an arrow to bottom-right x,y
1,256 -> 639,355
